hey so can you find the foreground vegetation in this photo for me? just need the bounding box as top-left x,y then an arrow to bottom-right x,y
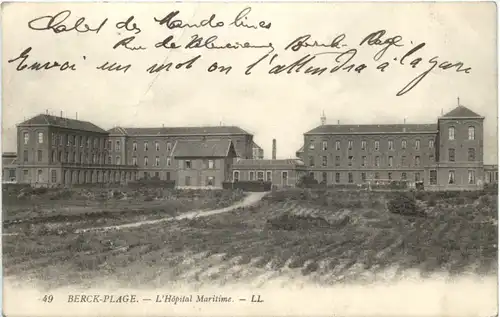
3,186 -> 497,289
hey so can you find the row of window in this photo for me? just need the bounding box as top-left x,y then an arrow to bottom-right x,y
232,170 -> 288,183
448,148 -> 477,162
310,139 -> 434,151
448,126 -> 476,141
309,155 -> 431,168
313,170 -> 476,185
132,141 -> 173,152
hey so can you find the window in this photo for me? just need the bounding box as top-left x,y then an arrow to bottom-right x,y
155,141 -> 160,151
155,156 -> 160,166
167,157 -> 171,166
87,138 -> 91,148
107,140 -> 111,149
51,170 -> 57,183
132,157 -> 137,165
335,156 -> 340,166
66,152 -> 69,163
335,172 -> 340,183
348,156 -> 354,166
74,153 -> 77,163
374,141 -> 380,151
468,126 -> 475,140
322,141 -> 328,150
375,172 -> 380,180
402,140 -> 407,149
335,141 -> 340,150
23,150 -> 28,162
361,140 -> 366,150
37,170 -> 43,182
233,171 -> 240,182
23,132 -> 29,145
282,171 -> 288,185
468,170 -> 475,184
66,134 -> 70,146
415,172 -> 421,182
93,138 -> 97,148
38,132 -> 43,144
429,139 -> 434,148
208,160 -> 215,169
107,156 -> 112,164
401,172 -> 407,180
249,171 -> 255,181
468,148 -> 476,161
362,156 -> 367,167
144,142 -> 148,151
430,170 -> 437,185
448,170 -> 455,184
388,172 -> 392,180
23,170 -> 28,181
116,156 -> 121,165
115,141 -> 120,151
361,172 -> 366,182
185,176 -> 191,186
144,156 -> 149,166
375,156 -> 380,167
206,176 -> 215,186
51,150 -> 56,163
449,148 -> 455,162
415,139 -> 420,150
448,127 -> 455,140
133,142 -> 137,151
321,172 -> 327,184
167,142 -> 172,152
348,140 -> 353,150
415,156 -> 420,167
322,156 -> 327,167
401,155 -> 406,166
309,156 -> 315,167
388,156 -> 393,167
37,150 -> 42,162
348,172 -> 353,183
185,160 -> 191,169
309,141 -> 315,150
388,140 -> 394,150
429,155 -> 434,162
257,171 -> 264,181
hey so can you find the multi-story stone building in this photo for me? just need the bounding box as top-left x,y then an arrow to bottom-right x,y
2,152 -> 17,183
106,126 -> 257,180
301,104 -> 491,190
15,113 -> 137,185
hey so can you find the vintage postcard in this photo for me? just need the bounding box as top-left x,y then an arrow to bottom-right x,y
1,1 -> 498,316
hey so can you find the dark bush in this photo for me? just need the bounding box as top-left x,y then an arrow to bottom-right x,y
387,194 -> 422,216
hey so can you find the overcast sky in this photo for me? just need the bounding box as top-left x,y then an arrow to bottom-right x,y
2,2 -> 497,163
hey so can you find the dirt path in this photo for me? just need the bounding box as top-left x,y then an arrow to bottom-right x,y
75,191 -> 269,233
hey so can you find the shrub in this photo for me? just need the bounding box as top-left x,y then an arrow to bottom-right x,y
266,213 -> 331,230
387,194 -> 422,216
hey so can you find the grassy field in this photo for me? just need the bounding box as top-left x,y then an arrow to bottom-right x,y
2,186 -> 497,290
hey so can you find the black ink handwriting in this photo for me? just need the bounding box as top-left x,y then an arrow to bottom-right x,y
28,10 -> 107,34
284,34 -> 347,52
113,36 -> 147,51
154,11 -> 224,29
230,7 -> 271,29
359,30 -> 403,61
154,36 -> 181,49
116,16 -> 141,34
183,34 -> 274,53
7,47 -> 77,71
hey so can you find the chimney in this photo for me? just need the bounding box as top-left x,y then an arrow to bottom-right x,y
76,112 -> 78,120
272,139 -> 276,160
45,109 -> 48,115
60,111 -> 63,117
337,120 -> 340,125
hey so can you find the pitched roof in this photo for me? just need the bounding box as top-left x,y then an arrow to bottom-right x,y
305,124 -> 437,135
171,139 -> 236,158
18,114 -> 107,133
441,105 -> 483,118
107,126 -> 251,136
233,159 -> 305,169
296,145 -> 304,153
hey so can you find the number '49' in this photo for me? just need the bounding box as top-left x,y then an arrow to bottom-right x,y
42,295 -> 53,303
